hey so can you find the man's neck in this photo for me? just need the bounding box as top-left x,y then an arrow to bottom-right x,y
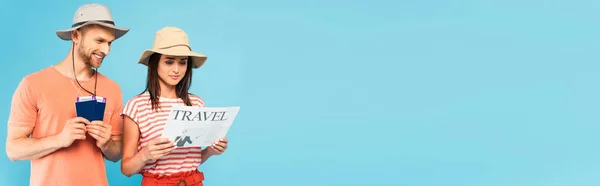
55,50 -> 94,81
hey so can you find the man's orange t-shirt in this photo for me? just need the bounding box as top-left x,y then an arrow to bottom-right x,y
8,66 -> 123,186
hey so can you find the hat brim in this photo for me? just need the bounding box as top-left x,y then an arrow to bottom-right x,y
56,21 -> 129,40
138,49 -> 207,69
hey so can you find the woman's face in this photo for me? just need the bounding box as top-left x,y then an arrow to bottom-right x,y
157,54 -> 189,87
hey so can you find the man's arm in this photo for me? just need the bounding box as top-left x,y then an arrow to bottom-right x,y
6,117 -> 88,161
105,86 -> 124,162
91,89 -> 125,162
100,135 -> 122,162
4,76 -> 68,161
5,125 -> 62,161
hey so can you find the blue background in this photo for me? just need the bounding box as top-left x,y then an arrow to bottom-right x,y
1,0 -> 599,185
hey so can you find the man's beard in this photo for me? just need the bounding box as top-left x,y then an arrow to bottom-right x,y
78,43 -> 92,67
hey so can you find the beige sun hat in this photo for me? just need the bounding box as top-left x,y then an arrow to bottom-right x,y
138,27 -> 208,69
56,4 -> 129,40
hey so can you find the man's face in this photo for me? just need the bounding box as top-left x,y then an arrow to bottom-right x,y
76,26 -> 116,68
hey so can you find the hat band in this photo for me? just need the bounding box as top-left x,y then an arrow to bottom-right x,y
71,20 -> 115,28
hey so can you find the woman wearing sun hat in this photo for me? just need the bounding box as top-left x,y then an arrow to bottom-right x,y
120,27 -> 228,186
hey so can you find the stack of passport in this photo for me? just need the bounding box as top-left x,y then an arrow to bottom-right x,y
75,96 -> 106,122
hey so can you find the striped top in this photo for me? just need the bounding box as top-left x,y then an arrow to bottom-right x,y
122,92 -> 206,176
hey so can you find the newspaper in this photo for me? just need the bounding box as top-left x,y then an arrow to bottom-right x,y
161,105 -> 240,147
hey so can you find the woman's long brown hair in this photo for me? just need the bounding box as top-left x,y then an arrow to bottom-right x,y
142,53 -> 194,112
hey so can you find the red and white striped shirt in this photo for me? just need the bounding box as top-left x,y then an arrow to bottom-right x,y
122,92 -> 206,176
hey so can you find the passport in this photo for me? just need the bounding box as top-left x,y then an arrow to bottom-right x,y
75,96 -> 106,122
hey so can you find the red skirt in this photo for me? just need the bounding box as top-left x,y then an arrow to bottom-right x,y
141,170 -> 205,186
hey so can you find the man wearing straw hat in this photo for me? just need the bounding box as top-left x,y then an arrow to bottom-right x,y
6,4 -> 129,186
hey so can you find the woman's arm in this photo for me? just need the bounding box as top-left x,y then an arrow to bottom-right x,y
200,137 -> 229,164
120,116 -> 175,177
120,116 -> 147,177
